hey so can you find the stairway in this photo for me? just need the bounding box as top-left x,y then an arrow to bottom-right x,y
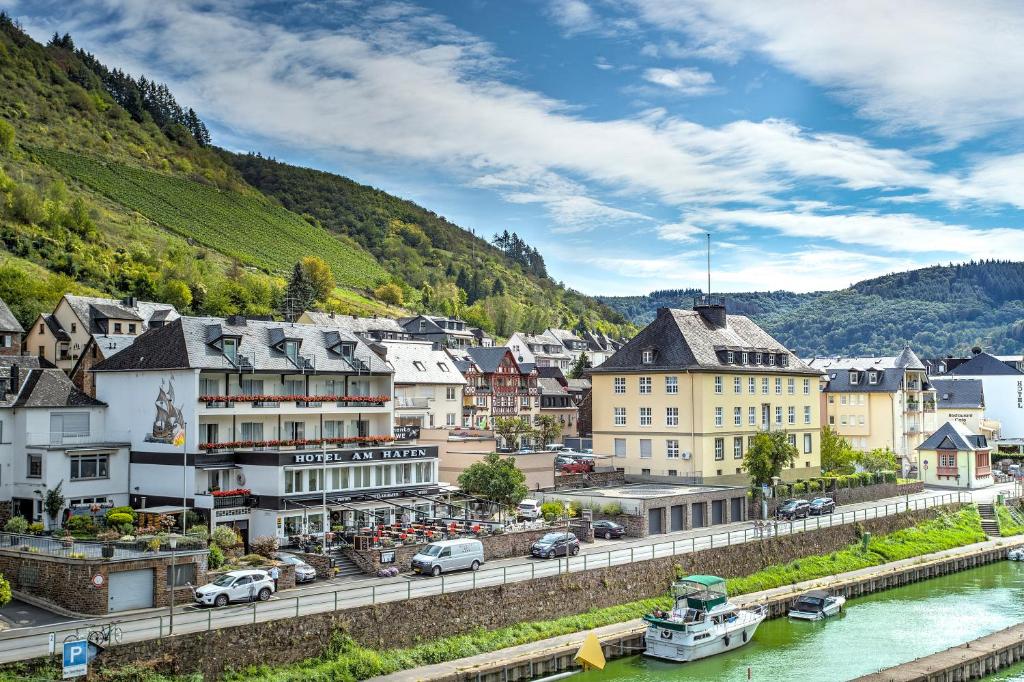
978,503 -> 1000,536
330,552 -> 369,580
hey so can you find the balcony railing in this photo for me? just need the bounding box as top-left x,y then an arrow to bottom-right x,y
253,400 -> 280,408
906,402 -> 920,412
923,401 -> 936,412
199,394 -> 390,408
26,431 -> 131,447
395,396 -> 431,409
213,493 -> 252,509
199,435 -> 395,451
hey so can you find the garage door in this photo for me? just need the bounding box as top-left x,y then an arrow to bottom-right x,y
670,505 -> 684,531
108,569 -> 154,612
648,508 -> 663,535
731,497 -> 743,523
691,503 -> 705,528
711,500 -> 725,525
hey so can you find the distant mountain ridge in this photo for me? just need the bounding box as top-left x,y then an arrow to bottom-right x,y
599,261 -> 1024,357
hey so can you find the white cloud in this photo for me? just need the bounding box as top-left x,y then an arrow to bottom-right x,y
657,222 -> 703,242
642,67 -> 715,95
546,0 -> 600,35
594,56 -> 613,70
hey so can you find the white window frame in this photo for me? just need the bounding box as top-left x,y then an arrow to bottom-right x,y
714,407 -> 723,427
613,407 -> 626,426
613,377 -> 626,394
666,440 -> 680,458
665,376 -> 678,394
666,407 -> 679,427
639,407 -> 652,426
714,376 -> 723,394
639,377 -> 652,394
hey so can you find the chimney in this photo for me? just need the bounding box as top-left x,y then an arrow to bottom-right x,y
9,364 -> 18,392
226,315 -> 247,326
693,295 -> 727,329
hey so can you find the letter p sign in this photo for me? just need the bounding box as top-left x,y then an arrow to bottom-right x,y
63,639 -> 88,678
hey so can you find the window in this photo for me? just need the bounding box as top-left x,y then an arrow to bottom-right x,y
640,439 -> 652,458
240,422 -> 264,442
446,413 -> 456,426
641,349 -> 655,364
804,406 -> 812,424
437,362 -> 449,372
639,407 -> 652,426
201,422 -> 218,445
614,377 -> 626,394
413,361 -> 426,372
849,371 -> 860,385
939,451 -> 956,468
788,406 -> 796,424
768,354 -> 776,366
614,407 -> 626,426
762,378 -> 769,394
726,351 -> 734,363
714,376 -> 723,393
748,377 -> 756,394
733,376 -> 742,394
829,415 -> 835,425
787,378 -> 795,395
868,371 -> 878,385
859,415 -> 866,425
775,406 -> 782,424
199,377 -> 219,396
70,454 -> 109,480
128,323 -> 137,334
641,468 -> 651,476
665,376 -> 678,394
741,352 -> 749,364
222,337 -> 238,364
754,352 -> 762,364
666,440 -> 680,458
733,407 -> 742,426
788,433 -> 797,448
714,437 -> 724,460
667,469 -> 677,477
803,379 -> 811,395
840,415 -> 848,426
666,407 -> 679,427
840,395 -> 847,405
50,412 -> 90,439
167,563 -> 196,588
284,340 -> 299,364
239,379 -> 263,396
748,406 -> 756,425
714,407 -> 723,427
775,378 -> 782,394
446,386 -> 457,400
804,433 -> 812,454
614,438 -> 626,458
27,453 -> 41,478
283,421 -> 305,440
113,323 -> 123,334
639,377 -> 652,394
733,437 -> 743,459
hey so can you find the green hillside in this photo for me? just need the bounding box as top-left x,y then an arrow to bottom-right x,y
599,261 -> 1024,357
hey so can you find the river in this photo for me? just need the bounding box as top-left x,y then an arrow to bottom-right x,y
577,561 -> 1024,682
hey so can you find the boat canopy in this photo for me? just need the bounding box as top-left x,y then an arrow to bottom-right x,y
673,575 -> 728,610
793,590 -> 829,611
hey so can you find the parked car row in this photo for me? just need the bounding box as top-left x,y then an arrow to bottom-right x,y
775,497 -> 836,520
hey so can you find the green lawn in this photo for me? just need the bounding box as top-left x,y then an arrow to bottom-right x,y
998,505 -> 1024,537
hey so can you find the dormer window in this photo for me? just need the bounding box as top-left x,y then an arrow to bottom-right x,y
641,349 -> 656,364
419,320 -> 426,332
868,371 -> 878,385
413,361 -> 426,371
741,352 -> 748,365
768,354 -> 776,366
726,351 -> 734,364
284,340 -> 299,364
754,352 -> 762,364
222,337 -> 238,364
849,371 -> 860,385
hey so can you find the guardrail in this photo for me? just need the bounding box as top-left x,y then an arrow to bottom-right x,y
0,491 -> 968,663
0,533 -> 204,560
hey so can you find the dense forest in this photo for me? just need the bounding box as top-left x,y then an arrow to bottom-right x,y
0,14 -> 632,338
600,261 -> 1024,357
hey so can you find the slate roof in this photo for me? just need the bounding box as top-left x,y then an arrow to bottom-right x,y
917,420 -> 989,452
7,368 -> 104,408
546,328 -> 584,345
948,351 -> 1023,376
65,295 -> 177,334
90,335 -> 141,360
519,362 -> 536,375
566,378 -> 591,392
0,297 -> 23,333
807,346 -> 931,393
594,307 -> 816,375
93,317 -> 391,374
930,379 -> 985,410
302,311 -> 406,335
380,340 -> 466,385
41,314 -> 70,341
465,346 -> 517,374
538,377 -> 566,395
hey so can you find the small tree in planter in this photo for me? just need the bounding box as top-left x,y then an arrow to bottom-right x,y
44,481 -> 65,531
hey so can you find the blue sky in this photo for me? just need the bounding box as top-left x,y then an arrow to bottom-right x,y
9,0 -> 1024,295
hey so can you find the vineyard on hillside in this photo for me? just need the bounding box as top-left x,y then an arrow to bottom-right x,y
32,148 -> 386,289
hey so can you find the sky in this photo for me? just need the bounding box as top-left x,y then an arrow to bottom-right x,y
8,0 -> 1024,296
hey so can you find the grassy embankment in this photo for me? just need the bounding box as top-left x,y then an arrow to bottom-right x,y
998,504 -> 1024,537
0,506 -> 986,682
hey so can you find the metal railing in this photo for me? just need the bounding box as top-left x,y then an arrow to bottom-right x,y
25,431 -> 131,447
0,533 -> 203,560
0,491 -> 967,663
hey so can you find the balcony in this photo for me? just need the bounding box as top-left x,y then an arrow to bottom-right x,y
395,396 -> 431,409
905,401 -> 920,412
198,435 -> 396,451
253,400 -> 280,408
26,430 -> 131,448
198,394 -> 391,411
923,401 -> 936,412
296,400 -> 323,408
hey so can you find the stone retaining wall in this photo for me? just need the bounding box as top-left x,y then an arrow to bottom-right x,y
554,470 -> 626,490
292,551 -> 332,579
82,505 -> 958,678
750,480 -> 924,517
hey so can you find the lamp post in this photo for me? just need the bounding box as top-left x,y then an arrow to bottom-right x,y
168,535 -> 177,635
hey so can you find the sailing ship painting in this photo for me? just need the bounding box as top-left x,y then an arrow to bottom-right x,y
145,379 -> 186,444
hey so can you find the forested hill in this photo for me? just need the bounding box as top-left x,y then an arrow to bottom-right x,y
599,261 -> 1024,357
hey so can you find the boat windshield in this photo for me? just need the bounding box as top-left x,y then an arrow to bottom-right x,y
673,577 -> 728,610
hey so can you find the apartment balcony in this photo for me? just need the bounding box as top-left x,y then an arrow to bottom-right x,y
198,434 -> 395,452
26,431 -> 132,448
923,401 -> 936,412
906,381 -> 922,391
905,401 -> 920,412
197,394 -> 390,414
194,491 -> 254,510
395,396 -> 431,409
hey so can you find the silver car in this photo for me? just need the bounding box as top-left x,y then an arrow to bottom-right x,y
276,553 -> 317,583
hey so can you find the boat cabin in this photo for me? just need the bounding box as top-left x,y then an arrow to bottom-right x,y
673,575 -> 728,611
791,589 -> 829,614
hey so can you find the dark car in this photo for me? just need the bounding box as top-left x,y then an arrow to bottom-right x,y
776,499 -> 810,520
809,497 -> 836,515
530,532 -> 580,559
593,520 -> 625,540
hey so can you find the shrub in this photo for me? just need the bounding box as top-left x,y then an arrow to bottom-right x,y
567,501 -> 582,518
601,503 -> 623,516
208,543 -> 225,570
27,522 -> 44,535
187,525 -> 209,542
0,119 -> 13,155
64,516 -> 96,535
107,512 -> 134,527
250,535 -> 279,559
147,538 -> 161,552
373,283 -> 404,306
211,525 -> 241,549
0,574 -> 10,608
539,502 -> 564,520
105,506 -> 135,523
239,553 -> 269,566
4,516 -> 28,534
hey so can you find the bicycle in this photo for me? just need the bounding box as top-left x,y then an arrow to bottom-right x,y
87,622 -> 123,647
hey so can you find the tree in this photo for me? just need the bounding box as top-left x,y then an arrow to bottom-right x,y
742,431 -> 797,488
535,415 -> 563,446
820,426 -> 855,474
493,416 -> 535,450
457,452 -> 528,508
300,256 -> 335,303
567,351 -> 591,379
44,481 -> 65,530
857,447 -> 898,473
282,262 -> 315,321
373,282 -> 404,306
160,279 -> 193,311
0,119 -> 14,155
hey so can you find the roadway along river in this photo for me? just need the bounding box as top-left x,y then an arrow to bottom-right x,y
578,560 -> 1024,682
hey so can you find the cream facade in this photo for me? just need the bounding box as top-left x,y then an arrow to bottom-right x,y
917,421 -> 993,490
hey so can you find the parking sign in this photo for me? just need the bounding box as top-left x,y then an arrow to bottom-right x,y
63,640 -> 88,678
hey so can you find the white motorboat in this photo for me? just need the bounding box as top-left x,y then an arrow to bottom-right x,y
643,575 -> 766,663
788,589 -> 846,620
1008,548 -> 1024,561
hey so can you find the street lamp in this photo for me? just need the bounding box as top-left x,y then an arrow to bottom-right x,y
168,535 -> 177,635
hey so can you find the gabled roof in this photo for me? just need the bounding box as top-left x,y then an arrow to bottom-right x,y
11,369 -> 104,408
380,340 -> 466,385
64,295 -> 177,334
538,377 -> 566,395
948,351 -> 1023,377
566,378 -> 591,392
40,313 -> 70,341
302,311 -> 406,335
0,297 -> 23,333
466,346 -> 518,374
821,367 -> 907,393
546,328 -> 584,344
918,420 -> 989,452
930,378 -> 985,409
894,345 -> 926,370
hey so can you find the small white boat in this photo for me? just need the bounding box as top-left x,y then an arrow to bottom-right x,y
643,575 -> 766,663
788,590 -> 846,620
1008,548 -> 1024,561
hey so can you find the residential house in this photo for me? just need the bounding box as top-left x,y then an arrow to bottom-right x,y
457,347 -> 539,439
377,339 -> 466,430
400,315 -> 476,349
582,330 -> 623,366
298,311 -> 411,343
25,295 -> 178,371
930,378 -> 1000,440
538,377 -> 578,438
941,350 -> 1024,439
92,315 -> 441,544
0,297 -> 23,355
592,298 -> 821,485
544,328 -> 593,367
807,346 -> 937,469
470,327 -> 494,347
916,421 -> 993,489
508,332 -> 572,370
450,354 -> 488,429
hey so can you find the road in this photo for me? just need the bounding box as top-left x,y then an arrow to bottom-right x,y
0,486 -> 976,663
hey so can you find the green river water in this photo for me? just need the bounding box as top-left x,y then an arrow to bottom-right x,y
576,561 -> 1024,682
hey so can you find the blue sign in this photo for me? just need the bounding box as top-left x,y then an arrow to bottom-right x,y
63,640 -> 88,678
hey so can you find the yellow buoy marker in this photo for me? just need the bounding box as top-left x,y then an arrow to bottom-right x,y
575,632 -> 606,670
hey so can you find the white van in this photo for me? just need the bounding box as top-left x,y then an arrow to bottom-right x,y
410,539 -> 484,576
517,498 -> 541,520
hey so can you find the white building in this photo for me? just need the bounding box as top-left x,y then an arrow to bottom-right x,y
944,351 -> 1024,439
94,315 -> 439,546
508,332 -> 572,370
378,340 -> 466,431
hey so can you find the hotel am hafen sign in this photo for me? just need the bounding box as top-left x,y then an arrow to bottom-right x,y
292,446 -> 436,464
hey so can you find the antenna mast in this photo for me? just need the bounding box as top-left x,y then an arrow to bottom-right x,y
706,233 -> 711,296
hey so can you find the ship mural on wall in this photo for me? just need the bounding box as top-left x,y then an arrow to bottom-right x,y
145,378 -> 186,444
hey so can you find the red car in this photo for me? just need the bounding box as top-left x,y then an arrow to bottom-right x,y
559,460 -> 592,474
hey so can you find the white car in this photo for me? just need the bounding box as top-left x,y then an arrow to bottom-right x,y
276,553 -> 317,583
193,569 -> 275,607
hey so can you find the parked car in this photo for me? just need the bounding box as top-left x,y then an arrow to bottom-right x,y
559,459 -> 593,473
531,532 -> 580,559
776,499 -> 810,520
593,520 -> 625,539
410,539 -> 484,576
193,569 -> 274,607
808,497 -> 836,515
517,498 -> 541,520
545,443 -> 567,451
554,455 -> 576,467
276,553 -> 317,583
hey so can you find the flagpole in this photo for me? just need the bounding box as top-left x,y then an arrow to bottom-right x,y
181,420 -> 187,534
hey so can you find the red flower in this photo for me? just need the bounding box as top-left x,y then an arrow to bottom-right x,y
211,488 -> 251,497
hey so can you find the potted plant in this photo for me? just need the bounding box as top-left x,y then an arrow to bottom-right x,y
59,533 -> 74,548
98,529 -> 118,558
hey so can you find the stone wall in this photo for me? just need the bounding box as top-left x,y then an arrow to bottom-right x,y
86,505 -> 958,679
292,551 -> 333,579
554,470 -> 626,490
750,480 -> 925,517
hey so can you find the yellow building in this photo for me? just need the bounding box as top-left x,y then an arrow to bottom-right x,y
916,421 -> 993,489
591,300 -> 821,486
809,347 -> 936,471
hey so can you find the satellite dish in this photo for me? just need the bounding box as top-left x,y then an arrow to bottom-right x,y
236,471 -> 246,486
